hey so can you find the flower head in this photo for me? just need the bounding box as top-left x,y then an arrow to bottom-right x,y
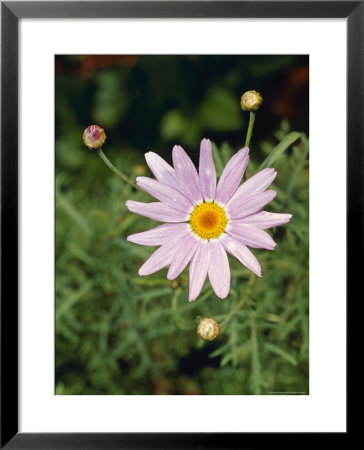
126,139 -> 291,301
83,124 -> 106,149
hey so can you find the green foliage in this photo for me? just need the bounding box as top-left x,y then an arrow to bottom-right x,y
55,121 -> 309,395
258,132 -> 302,170
55,55 -> 309,395
160,87 -> 243,147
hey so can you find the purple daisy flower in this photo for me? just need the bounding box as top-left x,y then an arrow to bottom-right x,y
126,139 -> 292,302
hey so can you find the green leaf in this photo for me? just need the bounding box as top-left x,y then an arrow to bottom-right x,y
198,88 -> 243,131
92,71 -> 129,127
209,342 -> 231,359
258,132 -> 301,170
160,109 -> 188,140
220,142 -> 233,164
263,342 -> 298,366
212,142 -> 224,177
220,344 -> 250,366
57,193 -> 94,237
56,279 -> 96,320
282,132 -> 309,204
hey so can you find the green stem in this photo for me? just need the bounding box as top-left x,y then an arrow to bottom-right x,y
250,313 -> 262,394
220,273 -> 255,329
245,111 -> 255,147
97,148 -> 141,192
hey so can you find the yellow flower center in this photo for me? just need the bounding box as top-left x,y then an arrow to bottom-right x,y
189,202 -> 228,240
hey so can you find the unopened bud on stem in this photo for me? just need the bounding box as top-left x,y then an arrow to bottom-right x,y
83,124 -> 106,149
241,90 -> 263,112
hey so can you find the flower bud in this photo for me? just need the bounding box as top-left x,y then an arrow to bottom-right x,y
83,124 -> 106,149
197,318 -> 220,341
240,90 -> 263,111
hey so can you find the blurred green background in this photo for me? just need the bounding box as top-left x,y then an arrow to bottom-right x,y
55,55 -> 309,395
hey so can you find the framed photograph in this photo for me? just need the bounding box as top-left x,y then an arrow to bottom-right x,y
1,1 -> 355,448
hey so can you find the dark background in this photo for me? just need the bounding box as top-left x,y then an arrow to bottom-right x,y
56,55 -> 308,166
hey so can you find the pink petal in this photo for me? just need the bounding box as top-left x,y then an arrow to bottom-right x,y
138,239 -> 179,276
199,138 -> 216,201
127,223 -> 189,246
239,211 -> 292,229
221,234 -> 262,277
227,190 -> 276,220
228,223 -> 276,250
188,241 -> 211,302
172,145 -> 203,204
230,168 -> 277,199
215,147 -> 249,205
126,200 -> 188,222
208,240 -> 230,299
137,176 -> 192,212
145,152 -> 180,191
167,233 -> 199,280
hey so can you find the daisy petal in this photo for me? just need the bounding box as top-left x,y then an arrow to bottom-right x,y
172,145 -> 203,204
230,168 -> 277,199
126,200 -> 188,222
199,138 -> 216,201
167,233 -> 199,280
228,223 -> 276,250
189,241 -> 210,302
208,240 -> 230,299
137,176 -> 192,212
221,234 -> 262,277
145,152 -> 180,191
127,223 -> 189,246
138,239 -> 179,276
240,211 -> 292,229
227,190 -> 276,220
215,147 -> 249,205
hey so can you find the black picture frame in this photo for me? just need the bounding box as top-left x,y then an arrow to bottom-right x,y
1,1 -> 356,448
